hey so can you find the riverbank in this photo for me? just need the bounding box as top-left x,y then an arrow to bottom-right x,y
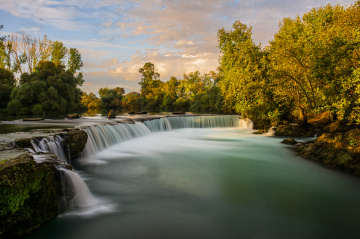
273,115 -> 360,176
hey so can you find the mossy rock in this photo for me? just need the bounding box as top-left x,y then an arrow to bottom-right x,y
281,138 -> 298,145
14,138 -> 33,149
0,154 -> 65,238
275,124 -> 315,137
63,129 -> 88,159
297,133 -> 360,175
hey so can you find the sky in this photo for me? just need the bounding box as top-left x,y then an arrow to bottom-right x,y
0,0 -> 355,94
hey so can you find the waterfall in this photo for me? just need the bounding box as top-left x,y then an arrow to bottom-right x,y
239,118 -> 254,129
31,135 -> 69,163
81,121 -> 151,161
144,115 -> 241,132
263,126 -> 276,136
81,115 -> 251,163
29,135 -> 100,215
58,168 -> 97,209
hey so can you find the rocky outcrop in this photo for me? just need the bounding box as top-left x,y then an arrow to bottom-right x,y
63,129 -> 88,159
275,124 -> 315,137
0,154 -> 73,238
297,130 -> 360,175
14,138 -> 33,149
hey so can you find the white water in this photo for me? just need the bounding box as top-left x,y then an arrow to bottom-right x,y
31,135 -> 68,163
81,115 -> 247,164
58,168 -> 115,216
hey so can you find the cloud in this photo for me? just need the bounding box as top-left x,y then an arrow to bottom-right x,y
1,0 -> 355,94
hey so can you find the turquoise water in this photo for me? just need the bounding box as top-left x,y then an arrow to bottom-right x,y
27,128 -> 360,239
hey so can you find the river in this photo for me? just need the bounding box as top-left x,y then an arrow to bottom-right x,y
25,122 -> 360,239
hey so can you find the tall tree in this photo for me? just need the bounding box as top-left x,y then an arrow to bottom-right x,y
67,48 -> 83,73
217,21 -> 265,115
51,41 -> 68,66
138,62 -> 160,97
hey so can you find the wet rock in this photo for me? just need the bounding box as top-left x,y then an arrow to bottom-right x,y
108,110 -> 116,119
63,129 -> 88,159
67,113 -> 80,119
14,138 -> 33,149
281,138 -> 298,145
0,154 -> 72,238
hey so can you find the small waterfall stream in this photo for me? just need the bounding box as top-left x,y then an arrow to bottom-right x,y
31,135 -> 68,163
29,135 -> 101,214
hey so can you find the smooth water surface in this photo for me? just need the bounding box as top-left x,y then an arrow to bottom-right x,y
27,128 -> 360,239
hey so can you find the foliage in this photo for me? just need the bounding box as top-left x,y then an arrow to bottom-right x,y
81,92 -> 100,109
7,61 -> 82,115
0,68 -> 16,108
268,2 -> 360,125
98,87 -> 124,109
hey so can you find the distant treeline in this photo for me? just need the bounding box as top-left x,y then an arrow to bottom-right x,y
82,63 -> 222,113
1,1 -> 360,128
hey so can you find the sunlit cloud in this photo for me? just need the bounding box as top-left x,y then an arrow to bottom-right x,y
0,0 -> 355,93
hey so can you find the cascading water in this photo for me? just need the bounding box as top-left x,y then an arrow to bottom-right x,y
80,115 -> 252,163
144,115 -> 241,132
31,135 -> 69,163
239,117 -> 254,129
81,121 -> 151,162
58,168 -> 97,208
29,134 -> 103,215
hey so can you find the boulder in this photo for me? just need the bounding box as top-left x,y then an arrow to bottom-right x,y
0,154 -> 72,238
15,138 -> 33,149
108,110 -> 116,119
281,138 -> 298,145
63,129 -> 88,159
67,113 -> 80,119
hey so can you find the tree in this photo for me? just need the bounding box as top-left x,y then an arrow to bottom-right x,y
67,48 -> 83,73
268,2 -> 360,125
99,87 -> 124,110
217,21 -> 266,115
7,61 -> 83,115
81,92 -> 100,109
122,92 -> 142,111
0,68 -> 15,108
51,41 -> 68,66
138,62 -> 160,97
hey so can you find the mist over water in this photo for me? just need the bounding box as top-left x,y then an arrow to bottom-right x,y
28,127 -> 360,239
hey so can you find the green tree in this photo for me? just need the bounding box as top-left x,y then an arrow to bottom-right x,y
99,87 -> 124,110
67,48 -> 83,73
51,41 -> 68,66
138,62 -> 160,97
217,21 -> 266,114
7,61 -> 83,115
0,68 -> 16,108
